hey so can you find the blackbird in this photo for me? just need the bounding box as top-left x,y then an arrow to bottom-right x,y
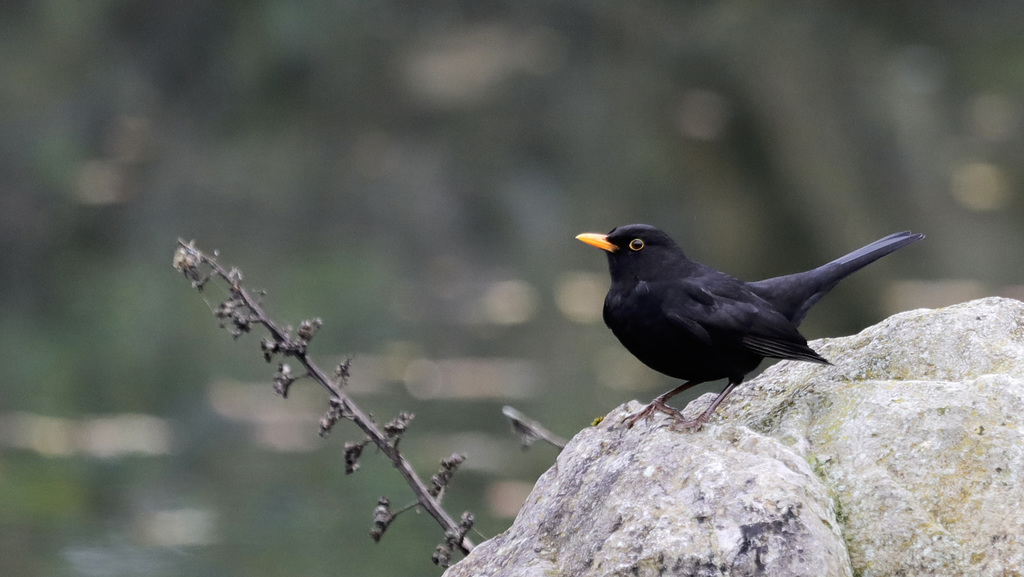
576,224 -> 924,430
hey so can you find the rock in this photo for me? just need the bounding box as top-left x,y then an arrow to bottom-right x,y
727,297 -> 1024,576
444,297 -> 1024,577
445,411 -> 851,577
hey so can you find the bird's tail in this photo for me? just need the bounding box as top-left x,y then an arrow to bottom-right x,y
747,231 -> 924,325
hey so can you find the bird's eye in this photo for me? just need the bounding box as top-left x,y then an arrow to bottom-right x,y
629,239 -> 644,251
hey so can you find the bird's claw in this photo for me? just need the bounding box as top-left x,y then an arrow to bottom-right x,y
623,399 -> 713,433
623,399 -> 684,428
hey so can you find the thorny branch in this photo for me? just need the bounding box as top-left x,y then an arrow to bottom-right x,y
173,240 -> 474,565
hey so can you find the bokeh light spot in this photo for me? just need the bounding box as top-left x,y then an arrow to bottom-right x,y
951,161 -> 1010,211
555,271 -> 606,324
483,280 -> 538,325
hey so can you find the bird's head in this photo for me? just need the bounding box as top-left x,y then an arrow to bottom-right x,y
576,224 -> 691,282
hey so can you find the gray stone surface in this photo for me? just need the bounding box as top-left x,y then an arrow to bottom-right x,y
446,410 -> 851,577
727,297 -> 1024,576
445,297 -> 1024,576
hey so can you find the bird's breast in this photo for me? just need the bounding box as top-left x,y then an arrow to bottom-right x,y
603,282 -> 674,344
602,280 -> 761,382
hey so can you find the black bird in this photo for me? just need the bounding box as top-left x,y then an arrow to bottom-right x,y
577,224 -> 924,430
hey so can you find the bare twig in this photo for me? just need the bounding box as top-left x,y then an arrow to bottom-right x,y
502,405 -> 567,449
173,240 -> 474,564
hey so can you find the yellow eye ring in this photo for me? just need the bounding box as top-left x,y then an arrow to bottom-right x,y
629,239 -> 644,251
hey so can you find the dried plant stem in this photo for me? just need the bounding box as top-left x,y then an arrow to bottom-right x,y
174,239 -> 474,558
502,405 -> 567,449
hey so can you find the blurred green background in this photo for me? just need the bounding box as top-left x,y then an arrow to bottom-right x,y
2,1 -> 1023,575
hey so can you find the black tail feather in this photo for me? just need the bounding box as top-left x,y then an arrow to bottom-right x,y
747,231 -> 924,325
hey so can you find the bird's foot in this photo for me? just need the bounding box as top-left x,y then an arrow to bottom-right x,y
623,398 -> 684,428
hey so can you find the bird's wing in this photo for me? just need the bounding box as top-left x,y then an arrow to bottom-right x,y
663,277 -> 830,364
740,334 -> 830,364
665,310 -> 713,345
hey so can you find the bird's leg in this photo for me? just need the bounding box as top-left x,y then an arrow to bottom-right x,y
672,377 -> 742,432
624,380 -> 702,428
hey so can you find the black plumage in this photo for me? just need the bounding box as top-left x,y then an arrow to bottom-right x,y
577,224 -> 924,430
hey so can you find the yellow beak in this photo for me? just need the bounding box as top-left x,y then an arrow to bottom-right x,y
575,233 -> 618,253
